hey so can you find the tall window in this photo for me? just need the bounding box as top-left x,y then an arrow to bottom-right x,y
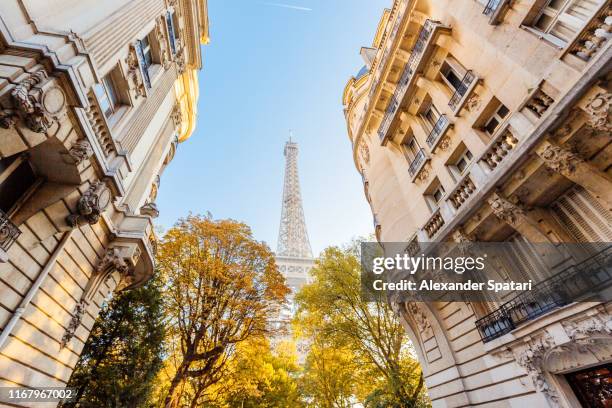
483,103 -> 509,136
447,146 -> 474,182
421,103 -> 441,132
424,180 -> 446,212
0,154 -> 38,216
141,34 -> 154,69
439,56 -> 466,91
401,136 -> 420,162
94,73 -> 120,119
533,0 -> 604,46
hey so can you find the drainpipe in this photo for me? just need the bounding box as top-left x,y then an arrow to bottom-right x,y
0,230 -> 74,350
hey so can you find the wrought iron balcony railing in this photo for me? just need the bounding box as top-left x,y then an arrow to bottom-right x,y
408,148 -> 427,177
0,210 -> 21,253
378,20 -> 442,142
483,0 -> 502,15
425,114 -> 450,149
475,245 -> 612,343
448,70 -> 477,111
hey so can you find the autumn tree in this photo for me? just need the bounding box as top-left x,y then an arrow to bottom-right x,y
158,215 -> 289,408
295,245 -> 428,408
62,273 -> 165,408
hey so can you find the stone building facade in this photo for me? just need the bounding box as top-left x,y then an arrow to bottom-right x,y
343,0 -> 611,407
0,0 -> 207,404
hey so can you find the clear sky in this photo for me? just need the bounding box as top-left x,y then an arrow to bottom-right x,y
156,0 -> 389,255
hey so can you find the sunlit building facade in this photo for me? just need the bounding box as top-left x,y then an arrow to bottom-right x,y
0,0 -> 207,400
343,0 -> 611,406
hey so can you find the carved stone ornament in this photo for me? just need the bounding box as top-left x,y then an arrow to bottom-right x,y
61,246 -> 136,348
66,181 -> 112,227
359,140 -> 370,166
67,140 -> 94,165
406,302 -> 432,333
563,315 -> 612,341
465,94 -> 481,113
488,193 -> 523,225
140,202 -> 160,218
537,142 -> 583,175
415,163 -> 431,184
438,135 -> 452,151
174,38 -> 186,74
514,333 -> 562,407
583,91 -> 611,132
0,70 -> 60,133
126,45 -> 147,98
452,228 -> 473,243
172,103 -> 182,129
155,15 -> 172,70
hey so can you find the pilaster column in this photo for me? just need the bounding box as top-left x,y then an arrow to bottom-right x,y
535,140 -> 612,207
487,193 -> 551,243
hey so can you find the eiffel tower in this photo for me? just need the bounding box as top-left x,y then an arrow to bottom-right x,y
275,136 -> 314,323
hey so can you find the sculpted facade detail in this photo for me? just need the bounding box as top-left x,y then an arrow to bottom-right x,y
583,91 -> 611,132
0,70 -> 64,133
487,193 -> 524,225
536,142 -> 584,175
66,181 -> 112,227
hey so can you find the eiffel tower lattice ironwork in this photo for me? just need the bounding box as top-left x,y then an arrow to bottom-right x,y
277,139 -> 313,259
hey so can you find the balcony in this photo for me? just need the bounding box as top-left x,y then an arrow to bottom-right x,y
425,114 -> 451,151
483,0 -> 510,25
447,175 -> 476,211
408,148 -> 428,178
478,126 -> 519,171
378,20 -> 448,144
567,1 -> 612,62
0,210 -> 21,259
423,209 -> 445,238
475,245 -> 612,343
448,70 -> 478,114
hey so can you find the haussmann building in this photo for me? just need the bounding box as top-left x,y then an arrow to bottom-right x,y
343,0 -> 611,407
0,0 -> 208,404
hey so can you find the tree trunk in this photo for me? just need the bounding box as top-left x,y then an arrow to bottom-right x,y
164,363 -> 189,408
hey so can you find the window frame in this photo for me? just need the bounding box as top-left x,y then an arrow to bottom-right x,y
483,103 -> 510,136
531,0 -> 603,46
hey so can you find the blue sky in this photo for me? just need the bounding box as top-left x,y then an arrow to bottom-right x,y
157,0 -> 389,255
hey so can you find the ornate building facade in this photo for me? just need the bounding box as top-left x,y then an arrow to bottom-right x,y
343,0 -> 611,407
0,0 -> 207,402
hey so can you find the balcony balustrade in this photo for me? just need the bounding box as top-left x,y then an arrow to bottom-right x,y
448,70 -> 477,112
0,210 -> 21,254
408,148 -> 427,178
567,1 -> 612,62
447,175 -> 476,210
423,209 -> 445,238
425,114 -> 451,150
475,245 -> 612,343
479,127 -> 519,171
378,20 -> 445,143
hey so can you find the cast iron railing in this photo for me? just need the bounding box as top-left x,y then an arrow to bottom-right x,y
0,210 -> 21,252
483,0 -> 502,16
425,114 -> 450,148
377,20 -> 441,142
448,70 -> 476,111
408,148 -> 427,177
475,245 -> 612,343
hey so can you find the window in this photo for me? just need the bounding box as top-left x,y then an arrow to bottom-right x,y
401,136 -> 421,162
432,185 -> 445,204
483,103 -> 509,136
141,34 -> 154,69
94,74 -> 120,119
532,0 -> 603,46
455,149 -> 474,175
166,10 -> 179,55
0,154 -> 38,216
421,103 -> 441,132
439,56 -> 466,91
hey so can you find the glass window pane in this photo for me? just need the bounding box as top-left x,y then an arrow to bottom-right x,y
498,104 -> 509,118
485,117 -> 499,134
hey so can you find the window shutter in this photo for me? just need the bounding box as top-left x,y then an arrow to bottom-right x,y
166,11 -> 177,55
135,39 -> 152,89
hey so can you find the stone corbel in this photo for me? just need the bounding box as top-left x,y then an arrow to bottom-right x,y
60,245 -> 139,348
0,70 -> 66,133
62,139 -> 94,166
66,181 -> 113,227
535,140 -> 612,206
487,192 -> 554,243
580,90 -> 611,132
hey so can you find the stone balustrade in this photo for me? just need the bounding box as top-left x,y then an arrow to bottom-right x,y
479,127 -> 519,171
447,175 -> 476,210
423,209 -> 445,238
568,1 -> 612,62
